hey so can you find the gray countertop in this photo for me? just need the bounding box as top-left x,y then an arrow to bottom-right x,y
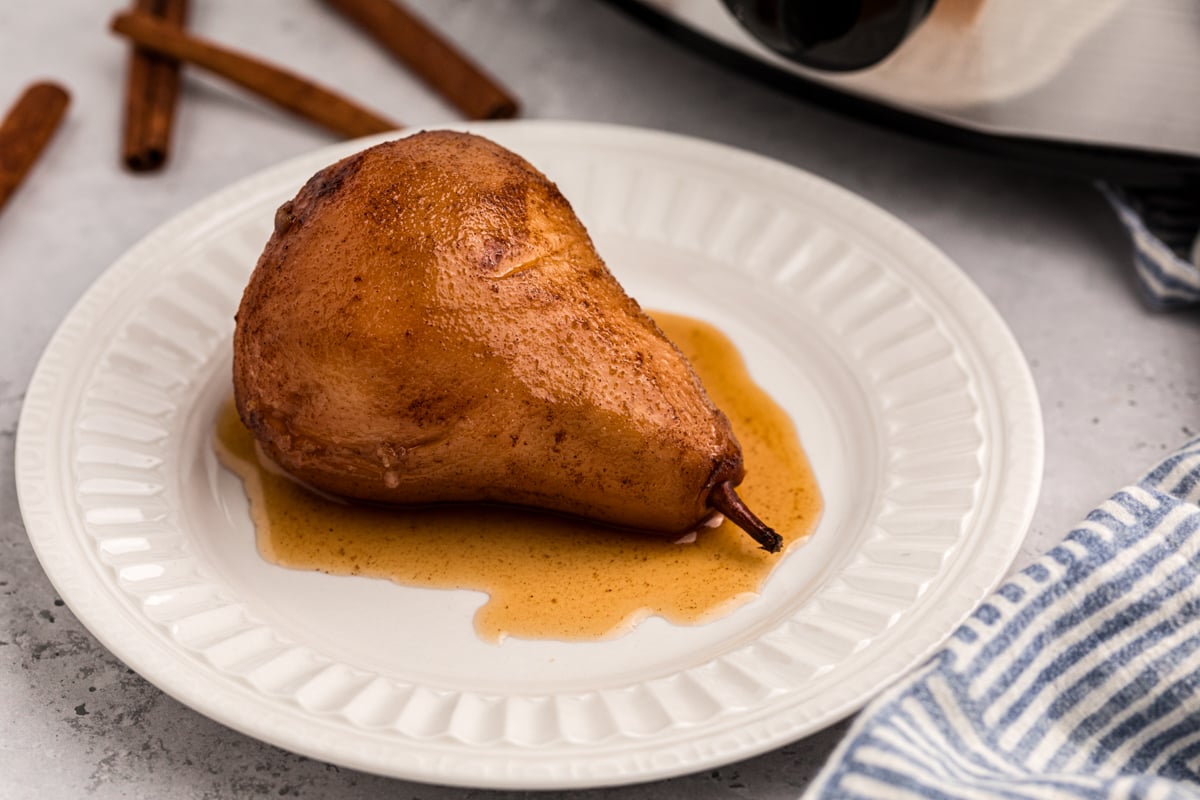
2,1 -> 1198,797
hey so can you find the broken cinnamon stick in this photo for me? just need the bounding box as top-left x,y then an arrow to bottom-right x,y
122,0 -> 188,171
0,82 -> 70,218
110,10 -> 400,139
322,0 -> 519,120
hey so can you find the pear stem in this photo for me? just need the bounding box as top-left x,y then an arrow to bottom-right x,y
709,481 -> 783,553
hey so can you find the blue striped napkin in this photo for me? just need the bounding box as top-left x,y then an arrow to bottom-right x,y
809,438 -> 1200,799
1100,184 -> 1200,309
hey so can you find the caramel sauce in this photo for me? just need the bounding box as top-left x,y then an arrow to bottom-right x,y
214,312 -> 822,643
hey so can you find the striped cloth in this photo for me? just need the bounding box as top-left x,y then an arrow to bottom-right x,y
1100,184 -> 1200,309
809,438 -> 1200,799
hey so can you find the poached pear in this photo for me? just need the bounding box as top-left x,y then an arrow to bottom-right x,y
233,131 -> 781,551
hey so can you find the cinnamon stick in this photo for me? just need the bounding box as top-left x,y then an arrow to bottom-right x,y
0,82 -> 70,218
122,0 -> 188,171
110,10 -> 400,139
322,0 -> 518,120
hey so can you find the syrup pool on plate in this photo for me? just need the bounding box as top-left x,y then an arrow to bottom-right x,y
214,311 -> 822,643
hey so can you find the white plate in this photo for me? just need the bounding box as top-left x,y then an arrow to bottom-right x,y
15,121 -> 1042,789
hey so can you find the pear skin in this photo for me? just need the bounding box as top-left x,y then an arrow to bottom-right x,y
233,131 -> 781,551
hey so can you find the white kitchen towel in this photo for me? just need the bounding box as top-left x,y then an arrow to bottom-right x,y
1101,184 -> 1200,310
808,437 -> 1200,799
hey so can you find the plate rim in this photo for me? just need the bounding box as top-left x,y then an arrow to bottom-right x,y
15,119 -> 1043,789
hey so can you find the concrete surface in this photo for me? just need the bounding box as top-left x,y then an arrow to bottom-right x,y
1,1 -> 1197,797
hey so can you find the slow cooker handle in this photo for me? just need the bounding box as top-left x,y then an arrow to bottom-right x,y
721,0 -> 938,72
